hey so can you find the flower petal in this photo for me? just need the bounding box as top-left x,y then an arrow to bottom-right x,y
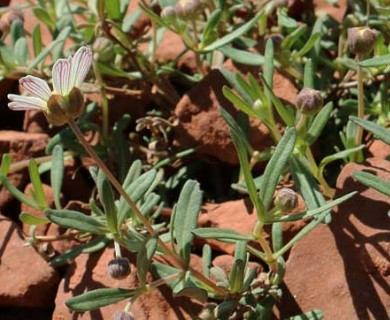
19,75 -> 51,101
52,58 -> 72,95
69,46 -> 93,89
8,94 -> 47,111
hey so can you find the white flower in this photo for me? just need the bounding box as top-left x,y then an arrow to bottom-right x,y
7,46 -> 93,119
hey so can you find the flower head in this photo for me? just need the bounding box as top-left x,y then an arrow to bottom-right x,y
8,46 -> 93,126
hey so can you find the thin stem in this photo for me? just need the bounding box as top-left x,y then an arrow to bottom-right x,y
114,241 -> 122,258
191,19 -> 206,76
295,113 -> 307,133
355,53 -> 365,158
253,223 -> 277,272
305,148 -> 335,198
67,119 -> 226,296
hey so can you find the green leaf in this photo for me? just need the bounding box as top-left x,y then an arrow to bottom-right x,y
122,160 -> 142,190
45,209 -> 108,234
117,169 -> 157,225
272,222 -> 283,252
202,9 -> 222,46
293,33 -> 321,58
150,262 -> 181,287
264,38 -> 274,105
105,0 -> 121,20
350,116 -> 390,144
32,25 -> 43,60
202,244 -> 212,277
354,171 -> 390,197
28,27 -> 71,70
261,76 -> 295,127
14,37 -> 29,66
283,309 -> 323,320
303,59 -> 314,89
290,156 -> 329,222
359,53 -> 390,67
97,170 -> 118,234
319,145 -> 365,180
260,128 -> 296,211
10,20 -> 25,45
202,11 -> 262,52
173,272 -> 208,302
51,145 -> 64,210
28,159 -> 48,209
19,212 -> 49,225
32,7 -> 55,30
222,86 -> 259,119
229,259 -> 245,293
218,46 -> 264,65
221,108 -> 266,221
0,172 -> 38,209
137,236 -> 158,286
0,154 -> 12,175
192,228 -> 253,241
66,288 -> 138,312
306,102 -> 333,145
174,180 -> 202,265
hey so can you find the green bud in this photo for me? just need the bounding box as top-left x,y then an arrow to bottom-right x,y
295,88 -> 323,116
347,27 -> 377,55
275,188 -> 297,212
93,37 -> 115,62
107,257 -> 131,280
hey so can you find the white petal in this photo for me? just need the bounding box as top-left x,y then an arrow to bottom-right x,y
19,75 -> 51,101
8,94 -> 47,111
52,58 -> 72,95
69,46 -> 93,88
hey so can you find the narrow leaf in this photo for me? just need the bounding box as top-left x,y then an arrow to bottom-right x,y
174,180 -> 202,265
350,116 -> 390,144
260,128 -> 296,211
45,209 -> 107,233
97,170 -> 118,234
19,212 -> 49,225
354,171 -> 390,197
306,102 -> 333,145
51,145 -> 64,210
66,288 -> 138,312
192,228 -> 253,241
137,236 -> 158,286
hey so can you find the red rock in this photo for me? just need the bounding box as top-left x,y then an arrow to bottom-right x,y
0,131 -> 49,219
313,0 -> 347,23
0,214 -> 60,308
277,158 -> 390,319
53,247 -> 203,320
173,68 -> 275,164
367,139 -> 390,160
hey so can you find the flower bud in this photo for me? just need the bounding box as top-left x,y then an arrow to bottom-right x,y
295,88 -> 323,115
275,188 -> 297,212
93,37 -> 115,62
112,311 -> 134,320
5,7 -> 24,24
107,257 -> 131,280
347,27 -> 377,55
274,0 -> 288,8
175,0 -> 202,20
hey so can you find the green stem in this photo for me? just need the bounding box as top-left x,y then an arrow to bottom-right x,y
253,223 -> 277,272
355,53 -> 364,158
191,19 -> 205,76
67,119 -> 226,296
305,148 -> 335,198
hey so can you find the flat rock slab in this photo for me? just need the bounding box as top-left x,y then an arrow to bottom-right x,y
0,214 -> 60,308
277,158 -> 390,319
